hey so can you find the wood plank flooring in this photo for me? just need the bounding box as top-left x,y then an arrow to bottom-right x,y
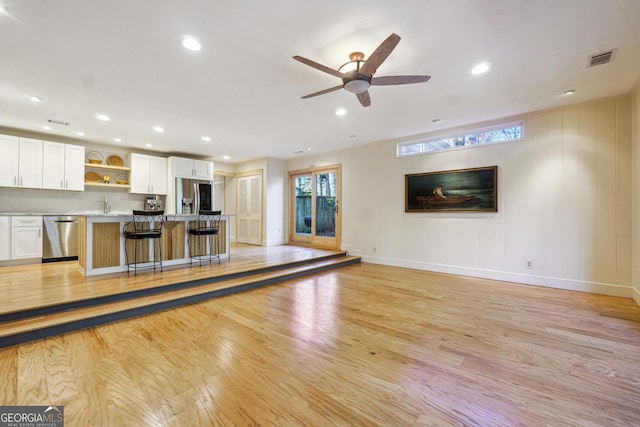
1,255 -> 640,425
0,244 -> 342,316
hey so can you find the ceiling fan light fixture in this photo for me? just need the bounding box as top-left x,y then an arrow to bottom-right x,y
344,79 -> 370,94
338,52 -> 366,74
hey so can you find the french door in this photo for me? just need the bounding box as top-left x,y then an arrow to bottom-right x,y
289,165 -> 341,250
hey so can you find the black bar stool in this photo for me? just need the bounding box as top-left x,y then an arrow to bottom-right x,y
187,210 -> 221,266
123,210 -> 164,274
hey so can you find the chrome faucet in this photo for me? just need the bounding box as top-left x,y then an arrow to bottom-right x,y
104,196 -> 111,214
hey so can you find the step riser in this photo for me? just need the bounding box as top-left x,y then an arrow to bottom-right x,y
0,257 -> 360,348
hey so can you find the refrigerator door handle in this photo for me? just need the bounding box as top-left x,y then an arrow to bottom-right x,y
194,182 -> 200,214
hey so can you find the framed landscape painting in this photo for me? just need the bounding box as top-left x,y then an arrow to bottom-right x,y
405,166 -> 497,212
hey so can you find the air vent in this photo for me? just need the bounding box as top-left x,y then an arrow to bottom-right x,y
47,119 -> 70,126
293,150 -> 305,154
587,49 -> 616,67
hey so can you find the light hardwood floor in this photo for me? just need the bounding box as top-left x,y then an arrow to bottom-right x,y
0,244 -> 342,315
1,259 -> 640,426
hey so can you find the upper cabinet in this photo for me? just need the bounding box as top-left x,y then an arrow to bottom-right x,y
0,135 -> 43,189
129,153 -> 168,195
170,156 -> 213,180
0,135 -> 19,187
42,142 -> 85,191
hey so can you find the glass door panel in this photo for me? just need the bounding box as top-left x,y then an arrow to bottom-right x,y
315,172 -> 336,238
294,175 -> 312,237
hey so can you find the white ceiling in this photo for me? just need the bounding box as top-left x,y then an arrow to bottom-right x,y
1,0 -> 639,164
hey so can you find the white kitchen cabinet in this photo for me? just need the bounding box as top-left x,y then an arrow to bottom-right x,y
42,142 -> 85,191
0,217 -> 10,261
17,138 -> 44,188
0,134 -> 20,187
129,153 -> 168,195
11,216 -> 43,260
170,156 -> 213,180
0,135 -> 43,188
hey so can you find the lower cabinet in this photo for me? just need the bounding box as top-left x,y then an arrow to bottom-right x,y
0,217 -> 10,261
11,216 -> 43,260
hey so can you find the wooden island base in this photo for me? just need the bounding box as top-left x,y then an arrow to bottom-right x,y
78,214 -> 229,276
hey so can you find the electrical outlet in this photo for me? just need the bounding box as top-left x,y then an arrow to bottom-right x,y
526,260 -> 533,269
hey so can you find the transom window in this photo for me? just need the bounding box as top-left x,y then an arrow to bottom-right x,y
397,120 -> 525,157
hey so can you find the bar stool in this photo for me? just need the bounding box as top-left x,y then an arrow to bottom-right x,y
123,210 -> 164,274
187,210 -> 221,265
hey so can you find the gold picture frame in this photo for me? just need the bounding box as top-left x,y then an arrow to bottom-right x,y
405,166 -> 497,212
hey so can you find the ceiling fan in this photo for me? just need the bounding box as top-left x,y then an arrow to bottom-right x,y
293,33 -> 431,107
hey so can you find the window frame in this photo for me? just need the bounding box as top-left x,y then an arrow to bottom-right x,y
396,119 -> 526,158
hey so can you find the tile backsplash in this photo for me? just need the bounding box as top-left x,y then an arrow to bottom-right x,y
0,186 -> 160,215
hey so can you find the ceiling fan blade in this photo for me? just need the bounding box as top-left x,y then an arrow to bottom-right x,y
371,75 -> 431,85
293,55 -> 347,78
356,90 -> 371,107
359,33 -> 401,76
301,85 -> 344,99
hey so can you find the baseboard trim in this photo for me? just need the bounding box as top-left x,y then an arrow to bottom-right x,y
361,255 -> 633,298
633,286 -> 640,307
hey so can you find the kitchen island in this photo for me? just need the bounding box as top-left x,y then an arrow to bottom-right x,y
78,214 -> 229,276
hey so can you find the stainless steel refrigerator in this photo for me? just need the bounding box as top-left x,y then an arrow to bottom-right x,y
175,177 -> 214,214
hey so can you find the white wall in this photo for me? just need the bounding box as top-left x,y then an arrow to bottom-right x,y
632,83 -> 640,306
288,95 -> 634,298
265,158 -> 287,246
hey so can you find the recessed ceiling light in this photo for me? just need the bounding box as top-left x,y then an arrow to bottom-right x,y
28,95 -> 43,103
42,125 -> 51,130
76,131 -> 85,136
182,36 -> 201,51
222,155 -> 230,160
336,108 -> 347,116
471,62 -> 491,74
564,89 -> 576,95
0,5 -> 8,15
96,114 -> 110,121
202,136 -> 212,142
153,126 -> 164,133
145,143 -> 152,148
113,138 -> 122,142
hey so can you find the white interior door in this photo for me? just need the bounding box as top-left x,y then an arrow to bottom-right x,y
237,173 -> 262,245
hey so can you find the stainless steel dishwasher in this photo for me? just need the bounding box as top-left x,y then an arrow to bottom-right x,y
42,215 -> 79,262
